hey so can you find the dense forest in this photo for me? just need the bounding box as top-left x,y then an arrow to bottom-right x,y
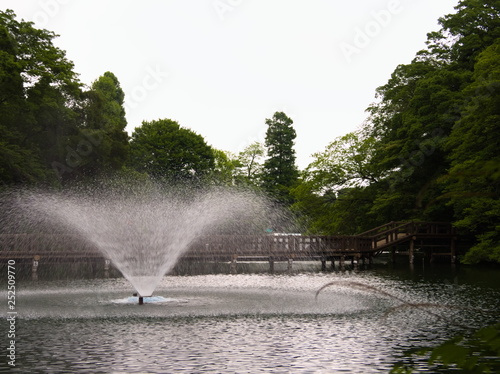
293,0 -> 500,265
1,0 -> 499,264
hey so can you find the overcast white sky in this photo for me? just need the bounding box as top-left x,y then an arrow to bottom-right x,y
2,0 -> 458,168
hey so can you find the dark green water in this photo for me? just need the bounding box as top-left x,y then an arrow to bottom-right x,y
1,263 -> 499,373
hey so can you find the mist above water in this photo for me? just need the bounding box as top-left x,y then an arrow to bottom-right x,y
6,182 -> 286,296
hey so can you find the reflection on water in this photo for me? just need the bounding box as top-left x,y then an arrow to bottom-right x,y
0,265 -> 499,373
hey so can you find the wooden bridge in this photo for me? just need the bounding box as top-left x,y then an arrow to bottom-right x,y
185,221 -> 457,268
0,221 -> 458,274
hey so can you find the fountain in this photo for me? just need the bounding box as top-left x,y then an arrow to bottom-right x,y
5,182 -> 279,302
1,184 -> 499,373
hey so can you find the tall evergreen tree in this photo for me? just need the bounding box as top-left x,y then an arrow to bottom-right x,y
262,112 -> 299,203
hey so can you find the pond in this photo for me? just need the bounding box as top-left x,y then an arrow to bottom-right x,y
1,263 -> 499,373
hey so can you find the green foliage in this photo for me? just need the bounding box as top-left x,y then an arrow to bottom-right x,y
366,59 -> 463,221
2,2 -> 500,262
0,141 -> 48,185
426,0 -> 500,69
441,39 -> 500,263
210,149 -> 240,185
0,11 -> 231,190
262,112 -> 299,203
392,323 -> 500,373
306,131 -> 381,193
0,9 -> 82,186
129,119 -> 215,183
341,0 -> 500,259
291,0 -> 500,255
291,182 -> 378,235
291,132 -> 383,234
237,142 -> 265,184
76,71 -> 129,178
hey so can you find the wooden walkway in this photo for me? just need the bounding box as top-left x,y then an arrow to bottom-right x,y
0,222 -> 458,272
356,221 -> 457,263
185,221 -> 457,267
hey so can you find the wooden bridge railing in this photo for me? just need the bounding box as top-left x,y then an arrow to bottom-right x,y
0,222 -> 456,260
186,234 -> 375,259
0,233 -> 101,258
357,221 -> 456,252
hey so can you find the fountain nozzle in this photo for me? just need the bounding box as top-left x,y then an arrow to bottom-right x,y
133,292 -> 152,305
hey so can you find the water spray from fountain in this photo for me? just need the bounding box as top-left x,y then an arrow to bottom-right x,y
3,180 -> 286,303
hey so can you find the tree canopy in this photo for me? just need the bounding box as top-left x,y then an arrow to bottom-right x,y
237,142 -> 265,184
367,0 -> 500,263
129,119 -> 215,183
81,71 -> 129,174
0,9 -> 82,186
0,11 -> 131,186
291,0 -> 500,263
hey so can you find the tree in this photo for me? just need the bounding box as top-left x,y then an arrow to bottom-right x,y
129,119 -> 215,182
359,0 -> 500,261
70,71 -> 129,179
0,10 -> 82,186
210,149 -> 240,185
292,0 -> 500,253
291,132 -> 383,234
262,112 -> 299,202
442,39 -> 500,264
362,1 -> 500,225
422,0 -> 500,69
0,18 -> 45,185
237,142 -> 265,184
306,132 -> 381,194
365,59 -> 465,221
291,181 -> 379,235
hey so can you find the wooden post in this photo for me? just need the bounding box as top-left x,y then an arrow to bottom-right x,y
269,257 -> 274,273
104,258 -> 111,278
321,258 -> 327,272
390,246 -> 396,263
230,255 -> 238,274
450,237 -> 457,264
287,258 -> 293,273
32,255 -> 40,280
32,256 -> 39,272
409,237 -> 415,264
